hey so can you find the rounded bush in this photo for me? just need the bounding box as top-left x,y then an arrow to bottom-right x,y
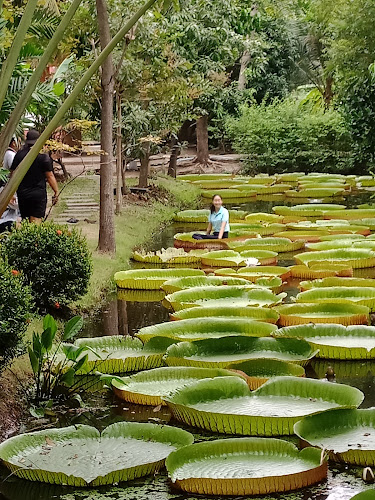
0,258 -> 33,365
1,222 -> 92,308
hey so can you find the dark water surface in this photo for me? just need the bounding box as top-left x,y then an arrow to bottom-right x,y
2,191 -> 375,500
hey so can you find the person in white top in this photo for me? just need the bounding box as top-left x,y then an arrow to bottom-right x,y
193,194 -> 230,240
3,138 -> 17,170
0,185 -> 20,232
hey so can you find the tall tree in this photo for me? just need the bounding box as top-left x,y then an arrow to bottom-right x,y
96,0 -> 116,254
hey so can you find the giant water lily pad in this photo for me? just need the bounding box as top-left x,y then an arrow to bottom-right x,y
59,336 -> 176,374
166,438 -> 327,496
215,266 -> 290,282
296,287 -> 375,311
289,264 -> 353,279
173,209 -> 247,223
306,239 -> 366,251
200,250 -> 246,267
161,275 -> 249,294
285,188 -> 346,198
114,268 -> 204,290
275,303 -> 370,326
170,305 -> 280,323
111,366 -> 242,406
239,249 -> 278,265
273,204 -> 345,218
164,286 -> 286,311
0,422 -> 194,486
163,376 -> 363,436
228,358 -> 305,390
201,189 -> 257,200
300,277 -> 375,291
229,237 -> 304,253
276,324 -> 375,360
164,336 -> 318,368
131,248 -> 202,265
295,248 -> 375,269
137,317 -> 277,343
294,408 -> 375,466
230,222 -> 285,237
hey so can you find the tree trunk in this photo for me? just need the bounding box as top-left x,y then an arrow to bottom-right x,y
138,141 -> 150,188
195,115 -> 209,165
96,0 -> 116,254
238,49 -> 251,90
167,136 -> 180,178
323,76 -> 334,108
115,90 -> 122,214
122,154 -> 127,194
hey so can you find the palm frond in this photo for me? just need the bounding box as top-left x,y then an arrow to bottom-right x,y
28,9 -> 60,40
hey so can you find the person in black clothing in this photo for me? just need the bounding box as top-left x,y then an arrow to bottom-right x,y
10,129 -> 59,222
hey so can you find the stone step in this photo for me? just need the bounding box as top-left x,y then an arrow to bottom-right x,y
65,203 -> 99,208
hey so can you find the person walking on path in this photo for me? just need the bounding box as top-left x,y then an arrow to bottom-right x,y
193,194 -> 230,240
10,129 -> 59,223
3,138 -> 17,170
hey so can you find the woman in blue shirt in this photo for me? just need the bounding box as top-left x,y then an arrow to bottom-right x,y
193,194 -> 230,240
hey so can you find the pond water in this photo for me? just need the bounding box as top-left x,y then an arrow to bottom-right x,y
1,190 -> 375,500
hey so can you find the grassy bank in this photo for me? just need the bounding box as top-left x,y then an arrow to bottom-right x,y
54,175 -> 201,312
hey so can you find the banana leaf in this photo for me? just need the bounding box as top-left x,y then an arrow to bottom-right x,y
275,303 -> 370,326
114,268 -> 205,290
215,266 -> 290,281
285,188 -> 346,198
276,324 -> 375,359
170,305 -> 280,323
200,250 -> 246,267
164,286 -> 286,311
201,189 -> 257,200
228,358 -> 305,390
0,422 -> 193,486
229,237 -> 304,253
289,264 -> 353,279
300,277 -> 375,291
349,491 -> 375,500
164,336 -> 318,368
273,204 -> 345,217
163,376 -> 363,436
137,317 -> 277,343
111,366 -> 242,406
161,275 -> 249,294
245,213 -> 283,223
131,248 -> 201,265
295,248 -> 375,269
294,408 -> 375,466
58,336 -> 176,374
296,286 -> 375,311
166,438 -> 326,496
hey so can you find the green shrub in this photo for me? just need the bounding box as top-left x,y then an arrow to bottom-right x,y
0,258 -> 33,366
1,222 -> 92,308
226,98 -> 354,174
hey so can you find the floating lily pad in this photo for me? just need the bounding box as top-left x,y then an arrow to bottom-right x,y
294,408 -> 375,466
305,240 -> 366,251
163,376 -> 363,436
117,289 -> 165,302
275,303 -> 370,326
215,266 -> 290,282
245,213 -> 283,223
114,269 -> 205,290
296,286 -> 375,311
228,358 -> 305,390
0,422 -> 193,486
201,189 -> 257,200
131,248 -> 201,265
58,336 -> 176,374
299,277 -> 375,291
137,318 -> 277,343
161,275 -> 249,294
295,248 -> 375,269
230,223 -> 285,236
285,188 -> 346,198
173,209 -> 247,223
164,286 -> 286,311
170,305 -> 280,323
229,237 -> 304,253
236,183 -> 292,194
289,264 -> 353,279
239,249 -> 278,265
273,204 -> 345,218
111,366 -> 242,406
276,324 -> 375,359
164,336 -> 318,368
166,438 -> 327,496
200,250 -> 246,267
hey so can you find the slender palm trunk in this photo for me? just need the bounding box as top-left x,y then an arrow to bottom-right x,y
168,136 -> 180,178
139,141 -> 150,188
96,0 -> 116,254
115,90 -> 123,214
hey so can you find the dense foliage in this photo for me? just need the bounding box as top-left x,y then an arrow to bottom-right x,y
0,258 -> 33,367
1,222 -> 92,308
226,99 -> 353,174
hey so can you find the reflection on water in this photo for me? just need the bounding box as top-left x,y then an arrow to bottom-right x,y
2,191 -> 375,500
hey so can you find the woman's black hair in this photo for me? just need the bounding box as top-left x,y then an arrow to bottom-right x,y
210,194 -> 222,213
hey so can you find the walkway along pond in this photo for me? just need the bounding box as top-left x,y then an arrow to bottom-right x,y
1,174 -> 375,500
